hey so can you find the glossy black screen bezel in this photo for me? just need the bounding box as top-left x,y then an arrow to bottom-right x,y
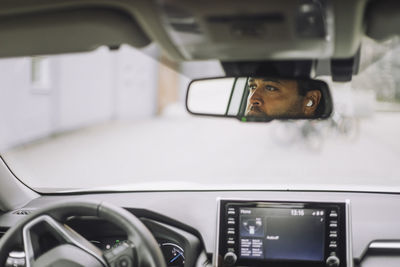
217,200 -> 347,267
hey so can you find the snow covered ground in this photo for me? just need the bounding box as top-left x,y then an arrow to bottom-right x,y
3,104 -> 400,193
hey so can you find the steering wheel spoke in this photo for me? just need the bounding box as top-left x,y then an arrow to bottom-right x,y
22,214 -> 106,267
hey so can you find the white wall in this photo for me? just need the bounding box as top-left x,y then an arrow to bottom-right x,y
113,45 -> 159,120
0,46 -> 159,151
0,58 -> 53,150
54,48 -> 115,131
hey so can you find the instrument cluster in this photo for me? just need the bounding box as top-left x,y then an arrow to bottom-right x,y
89,237 -> 185,267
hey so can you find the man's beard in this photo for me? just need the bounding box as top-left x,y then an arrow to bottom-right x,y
246,100 -> 304,118
246,105 -> 268,117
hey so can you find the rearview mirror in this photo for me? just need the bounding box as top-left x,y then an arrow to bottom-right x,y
186,77 -> 332,122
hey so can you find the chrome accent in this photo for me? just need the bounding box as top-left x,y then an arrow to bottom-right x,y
22,215 -> 107,267
369,241 -> 400,250
214,197 -> 222,267
346,199 -> 353,267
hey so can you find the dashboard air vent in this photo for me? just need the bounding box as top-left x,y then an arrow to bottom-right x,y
12,209 -> 33,215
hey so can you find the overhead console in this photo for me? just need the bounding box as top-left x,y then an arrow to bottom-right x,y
215,199 -> 351,267
158,0 -> 335,60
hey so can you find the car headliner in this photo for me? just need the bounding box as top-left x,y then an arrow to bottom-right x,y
0,0 -> 397,63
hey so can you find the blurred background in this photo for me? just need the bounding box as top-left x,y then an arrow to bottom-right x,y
0,36 -> 399,192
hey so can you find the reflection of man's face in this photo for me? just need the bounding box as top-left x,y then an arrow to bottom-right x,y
246,78 -> 305,117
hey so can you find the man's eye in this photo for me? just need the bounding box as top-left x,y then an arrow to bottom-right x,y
265,85 -> 278,91
248,84 -> 257,90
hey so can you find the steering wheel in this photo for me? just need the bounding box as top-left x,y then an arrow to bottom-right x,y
0,200 -> 167,267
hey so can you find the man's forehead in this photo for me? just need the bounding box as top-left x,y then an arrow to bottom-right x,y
248,77 -> 285,83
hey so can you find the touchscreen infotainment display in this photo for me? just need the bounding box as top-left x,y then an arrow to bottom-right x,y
239,207 -> 325,261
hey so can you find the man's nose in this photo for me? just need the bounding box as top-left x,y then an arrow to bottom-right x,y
249,90 -> 263,106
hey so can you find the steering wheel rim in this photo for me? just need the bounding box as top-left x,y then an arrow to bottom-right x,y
0,200 -> 167,267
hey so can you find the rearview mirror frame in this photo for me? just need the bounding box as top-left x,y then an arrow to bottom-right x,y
185,76 -> 333,122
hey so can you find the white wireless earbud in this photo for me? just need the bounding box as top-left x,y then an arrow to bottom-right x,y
306,100 -> 313,107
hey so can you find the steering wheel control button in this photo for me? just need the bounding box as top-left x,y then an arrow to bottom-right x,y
118,256 -> 132,267
5,251 -> 26,267
326,255 -> 340,267
8,252 -> 25,259
104,241 -> 135,267
5,258 -> 25,267
223,252 -> 237,266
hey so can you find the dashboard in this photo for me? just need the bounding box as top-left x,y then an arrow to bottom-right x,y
1,190 -> 400,267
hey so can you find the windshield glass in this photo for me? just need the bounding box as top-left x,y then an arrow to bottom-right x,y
1,37 -> 399,193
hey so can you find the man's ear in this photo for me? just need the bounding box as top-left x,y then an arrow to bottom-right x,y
303,90 -> 322,116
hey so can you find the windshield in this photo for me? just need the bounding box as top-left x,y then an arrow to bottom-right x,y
1,37 -> 399,193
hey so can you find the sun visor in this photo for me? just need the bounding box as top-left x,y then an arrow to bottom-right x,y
0,8 -> 151,58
